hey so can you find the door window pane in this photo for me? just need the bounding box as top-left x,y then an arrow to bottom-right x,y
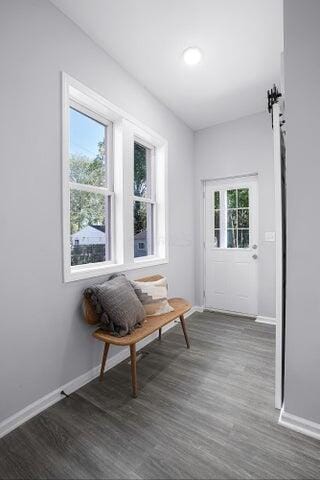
214,210 -> 220,229
214,229 -> 220,248
214,191 -> 220,209
134,201 -> 154,257
238,209 -> 249,228
227,209 -> 237,229
227,189 -> 237,208
213,191 -> 220,247
238,188 -> 249,208
238,229 -> 249,248
225,187 -> 250,248
134,142 -> 151,198
227,229 -> 237,248
69,108 -> 107,187
70,190 -> 110,265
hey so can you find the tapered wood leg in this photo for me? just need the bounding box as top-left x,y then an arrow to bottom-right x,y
158,327 -> 162,341
99,343 -> 110,382
130,344 -> 138,398
180,315 -> 190,349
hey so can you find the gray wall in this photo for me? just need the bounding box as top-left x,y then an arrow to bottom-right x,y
194,112 -> 276,318
283,0 -> 320,423
0,0 -> 195,423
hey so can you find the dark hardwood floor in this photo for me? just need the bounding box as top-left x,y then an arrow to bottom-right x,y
0,312 -> 319,479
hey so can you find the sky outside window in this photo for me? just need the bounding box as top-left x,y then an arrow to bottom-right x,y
69,107 -> 105,160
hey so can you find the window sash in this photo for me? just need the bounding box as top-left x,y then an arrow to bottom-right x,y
69,100 -> 113,193
69,186 -> 114,266
133,199 -> 155,259
133,138 -> 155,203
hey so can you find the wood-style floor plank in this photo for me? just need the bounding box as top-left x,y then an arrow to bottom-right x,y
0,312 -> 319,479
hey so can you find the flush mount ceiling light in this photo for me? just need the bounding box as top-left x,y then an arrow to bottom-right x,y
183,47 -> 202,65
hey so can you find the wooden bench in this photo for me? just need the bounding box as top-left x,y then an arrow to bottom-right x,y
83,275 -> 192,397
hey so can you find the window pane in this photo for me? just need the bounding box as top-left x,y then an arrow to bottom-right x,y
238,208 -> 249,228
134,142 -> 151,198
227,209 -> 237,229
70,190 -> 109,265
134,201 -> 154,257
227,229 -> 237,248
238,229 -> 249,248
214,191 -> 220,209
214,229 -> 220,248
227,189 -> 237,208
69,108 -> 107,187
238,188 -> 249,208
214,210 -> 220,229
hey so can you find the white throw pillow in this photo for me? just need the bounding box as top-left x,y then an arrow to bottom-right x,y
131,277 -> 174,317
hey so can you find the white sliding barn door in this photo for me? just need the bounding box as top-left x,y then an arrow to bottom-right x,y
273,102 -> 283,410
204,176 -> 258,316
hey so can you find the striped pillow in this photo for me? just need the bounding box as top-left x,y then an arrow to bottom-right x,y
131,277 -> 174,317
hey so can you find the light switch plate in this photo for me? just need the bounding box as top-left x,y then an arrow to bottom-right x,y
265,231 -> 276,242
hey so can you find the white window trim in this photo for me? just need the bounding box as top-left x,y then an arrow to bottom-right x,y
62,73 -> 168,282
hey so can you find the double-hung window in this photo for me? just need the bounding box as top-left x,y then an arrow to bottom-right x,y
133,140 -> 155,259
63,74 -> 168,282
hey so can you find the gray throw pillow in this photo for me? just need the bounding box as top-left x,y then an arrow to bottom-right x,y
95,275 -> 145,337
83,285 -> 119,334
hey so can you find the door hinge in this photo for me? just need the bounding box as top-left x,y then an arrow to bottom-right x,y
203,241 -> 206,250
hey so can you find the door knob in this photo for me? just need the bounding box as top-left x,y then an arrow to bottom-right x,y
252,244 -> 258,250
252,254 -> 258,260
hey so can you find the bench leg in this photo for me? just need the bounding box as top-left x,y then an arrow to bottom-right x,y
99,343 -> 110,382
130,344 -> 138,398
180,314 -> 190,349
158,327 -> 162,341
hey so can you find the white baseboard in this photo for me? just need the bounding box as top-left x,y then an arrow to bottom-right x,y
0,306 -> 200,439
279,407 -> 320,441
255,315 -> 276,325
204,307 -> 255,319
191,305 -> 203,313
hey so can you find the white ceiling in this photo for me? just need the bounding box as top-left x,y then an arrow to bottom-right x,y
51,0 -> 283,130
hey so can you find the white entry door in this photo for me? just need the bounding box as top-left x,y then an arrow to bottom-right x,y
204,176 -> 258,316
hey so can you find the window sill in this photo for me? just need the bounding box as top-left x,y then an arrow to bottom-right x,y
65,257 -> 168,283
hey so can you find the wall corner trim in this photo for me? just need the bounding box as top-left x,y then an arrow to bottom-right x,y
0,306 -> 201,439
279,407 -> 320,441
255,315 -> 276,325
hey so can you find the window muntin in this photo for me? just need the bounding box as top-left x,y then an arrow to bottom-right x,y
213,187 -> 250,249
133,140 -> 155,258
69,105 -> 113,266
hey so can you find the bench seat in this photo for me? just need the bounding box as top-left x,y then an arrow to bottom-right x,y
93,297 -> 191,345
